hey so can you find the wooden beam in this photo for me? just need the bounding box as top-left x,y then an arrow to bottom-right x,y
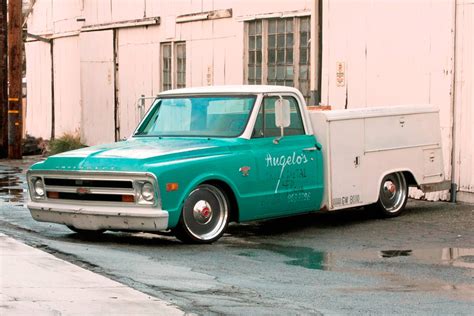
0,0 -> 7,158
7,0 -> 23,159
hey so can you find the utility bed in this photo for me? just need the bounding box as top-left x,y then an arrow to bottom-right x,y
309,105 -> 446,210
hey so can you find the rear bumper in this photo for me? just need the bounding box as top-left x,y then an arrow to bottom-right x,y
27,201 -> 169,232
419,180 -> 451,192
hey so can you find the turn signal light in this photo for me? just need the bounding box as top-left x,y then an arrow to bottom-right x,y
166,183 -> 179,192
122,195 -> 135,203
47,191 -> 59,199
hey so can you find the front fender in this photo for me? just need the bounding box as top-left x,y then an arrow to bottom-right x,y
147,151 -> 253,229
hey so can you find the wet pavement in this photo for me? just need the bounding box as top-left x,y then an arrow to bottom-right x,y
0,160 -> 473,315
0,166 -> 26,207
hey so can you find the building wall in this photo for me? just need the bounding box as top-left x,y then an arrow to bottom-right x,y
320,0 -> 456,201
25,0 -> 473,201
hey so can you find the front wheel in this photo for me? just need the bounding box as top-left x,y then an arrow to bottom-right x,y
372,172 -> 408,217
173,184 -> 230,244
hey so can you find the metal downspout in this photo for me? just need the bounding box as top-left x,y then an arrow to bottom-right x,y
450,0 -> 458,203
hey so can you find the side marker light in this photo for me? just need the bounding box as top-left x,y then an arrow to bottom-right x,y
166,183 -> 179,192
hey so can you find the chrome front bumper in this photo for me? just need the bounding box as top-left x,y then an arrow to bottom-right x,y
27,201 -> 169,231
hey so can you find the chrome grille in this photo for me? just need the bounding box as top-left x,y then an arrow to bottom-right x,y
27,171 -> 158,207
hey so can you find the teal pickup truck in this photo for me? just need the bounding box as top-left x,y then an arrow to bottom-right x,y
27,86 -> 447,243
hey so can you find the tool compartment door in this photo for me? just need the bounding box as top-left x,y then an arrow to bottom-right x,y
328,119 -> 365,208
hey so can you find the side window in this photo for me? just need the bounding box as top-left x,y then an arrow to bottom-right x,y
252,96 -> 305,138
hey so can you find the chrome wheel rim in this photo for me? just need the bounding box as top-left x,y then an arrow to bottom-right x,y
379,173 -> 407,213
183,185 -> 228,241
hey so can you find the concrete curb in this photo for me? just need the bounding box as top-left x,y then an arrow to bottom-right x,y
0,233 -> 183,315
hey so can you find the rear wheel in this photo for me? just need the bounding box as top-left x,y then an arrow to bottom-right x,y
373,172 -> 408,217
67,226 -> 106,237
173,184 -> 230,244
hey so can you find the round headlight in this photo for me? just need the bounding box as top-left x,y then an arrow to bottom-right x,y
141,182 -> 154,201
34,178 -> 45,197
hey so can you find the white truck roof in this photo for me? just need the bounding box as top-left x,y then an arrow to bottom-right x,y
159,85 -> 302,96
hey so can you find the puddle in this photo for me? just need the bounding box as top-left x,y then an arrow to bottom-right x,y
235,243 -> 474,271
378,248 -> 474,269
237,244 -> 330,270
0,166 -> 28,206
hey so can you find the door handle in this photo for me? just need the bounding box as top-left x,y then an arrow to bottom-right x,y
304,143 -> 322,152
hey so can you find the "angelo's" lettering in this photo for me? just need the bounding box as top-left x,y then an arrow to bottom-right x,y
265,152 -> 308,168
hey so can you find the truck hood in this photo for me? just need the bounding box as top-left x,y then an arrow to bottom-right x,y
34,137 -> 234,171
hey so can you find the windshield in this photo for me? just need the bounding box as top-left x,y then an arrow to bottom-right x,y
134,95 -> 256,137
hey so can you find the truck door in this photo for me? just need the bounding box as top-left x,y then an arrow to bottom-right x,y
249,95 -> 324,218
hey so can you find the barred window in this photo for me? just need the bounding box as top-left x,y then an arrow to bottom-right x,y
161,42 -> 186,91
176,43 -> 186,89
267,18 -> 294,87
248,21 -> 262,84
246,16 -> 312,104
161,43 -> 172,91
299,17 -> 311,102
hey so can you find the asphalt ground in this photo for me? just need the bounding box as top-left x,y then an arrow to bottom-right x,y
0,162 -> 473,315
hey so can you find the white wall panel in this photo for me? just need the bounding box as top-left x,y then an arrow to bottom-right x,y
51,0 -> 83,34
80,30 -> 115,146
27,0 -> 54,35
53,36 -> 81,137
25,41 -> 52,139
83,0 -> 112,26
111,0 -> 146,22
146,0 -> 313,19
454,0 -> 474,199
116,27 -> 159,139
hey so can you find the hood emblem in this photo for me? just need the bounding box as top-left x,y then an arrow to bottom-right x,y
239,166 -> 251,177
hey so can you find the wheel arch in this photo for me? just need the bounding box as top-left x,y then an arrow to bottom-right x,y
373,168 -> 417,202
179,174 -> 241,223
201,179 -> 240,223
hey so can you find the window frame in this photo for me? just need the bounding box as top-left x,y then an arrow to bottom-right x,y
244,16 -> 312,103
161,41 -> 186,91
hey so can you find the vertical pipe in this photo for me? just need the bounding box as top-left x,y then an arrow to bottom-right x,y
450,0 -> 458,203
7,0 -> 23,159
309,0 -> 317,106
309,0 -> 322,105
113,29 -> 120,141
310,0 -> 322,106
50,39 -> 55,140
